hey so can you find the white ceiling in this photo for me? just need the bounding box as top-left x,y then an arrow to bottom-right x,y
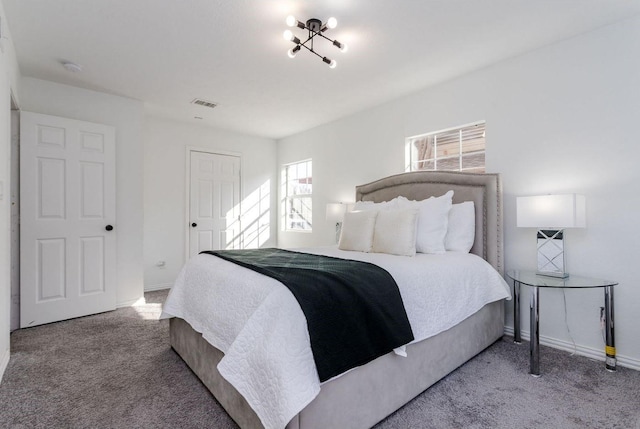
4,0 -> 640,139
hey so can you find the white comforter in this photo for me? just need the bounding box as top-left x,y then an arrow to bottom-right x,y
160,248 -> 511,429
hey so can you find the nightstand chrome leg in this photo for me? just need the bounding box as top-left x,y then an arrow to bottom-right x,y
530,286 -> 540,377
514,280 -> 521,343
605,286 -> 616,371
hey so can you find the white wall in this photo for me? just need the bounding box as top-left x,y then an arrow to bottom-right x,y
278,105 -> 408,248
277,17 -> 640,368
20,77 -> 145,307
0,0 -> 21,381
143,116 -> 277,291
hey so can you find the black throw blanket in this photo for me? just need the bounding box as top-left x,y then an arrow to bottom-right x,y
201,248 -> 414,382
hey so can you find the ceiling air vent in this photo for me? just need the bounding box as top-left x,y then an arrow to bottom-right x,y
191,98 -> 218,109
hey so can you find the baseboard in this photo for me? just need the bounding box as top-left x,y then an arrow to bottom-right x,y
144,283 -> 173,292
503,326 -> 640,371
0,347 -> 9,383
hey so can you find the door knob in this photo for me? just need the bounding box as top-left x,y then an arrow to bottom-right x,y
105,225 -> 114,231
191,222 -> 197,228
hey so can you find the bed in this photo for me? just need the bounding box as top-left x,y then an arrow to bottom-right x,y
163,170 -> 508,429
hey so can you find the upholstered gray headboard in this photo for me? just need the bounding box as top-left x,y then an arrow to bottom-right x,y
355,171 -> 503,275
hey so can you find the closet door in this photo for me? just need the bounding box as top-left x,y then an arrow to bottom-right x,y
188,151 -> 241,257
20,112 -> 116,327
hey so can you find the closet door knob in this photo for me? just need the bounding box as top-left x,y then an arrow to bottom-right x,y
191,223 -> 197,228
105,225 -> 114,231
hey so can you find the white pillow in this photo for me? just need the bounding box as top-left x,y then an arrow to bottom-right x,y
445,201 -> 475,252
338,210 -> 378,252
372,208 -> 419,256
403,191 -> 454,254
352,197 -> 402,212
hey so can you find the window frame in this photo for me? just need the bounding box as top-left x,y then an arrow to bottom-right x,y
283,159 -> 313,232
406,121 -> 486,173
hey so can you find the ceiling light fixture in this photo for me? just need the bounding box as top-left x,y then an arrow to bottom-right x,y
283,15 -> 347,68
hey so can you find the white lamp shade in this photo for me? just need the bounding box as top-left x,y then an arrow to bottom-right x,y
326,203 -> 346,222
516,194 -> 586,228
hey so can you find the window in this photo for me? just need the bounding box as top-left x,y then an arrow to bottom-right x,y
408,122 -> 485,173
284,159 -> 312,231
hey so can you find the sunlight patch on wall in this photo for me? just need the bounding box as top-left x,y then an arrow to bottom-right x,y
226,180 -> 271,249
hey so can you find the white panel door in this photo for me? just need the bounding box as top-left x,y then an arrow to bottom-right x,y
189,151 -> 240,257
20,112 -> 116,328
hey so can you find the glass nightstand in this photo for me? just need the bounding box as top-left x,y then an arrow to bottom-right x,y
506,270 -> 618,377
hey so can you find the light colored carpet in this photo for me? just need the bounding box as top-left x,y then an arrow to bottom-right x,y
1,289 -> 638,429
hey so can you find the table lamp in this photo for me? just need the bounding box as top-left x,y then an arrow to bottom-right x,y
326,202 -> 346,243
516,194 -> 586,278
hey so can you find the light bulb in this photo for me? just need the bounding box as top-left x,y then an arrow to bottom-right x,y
323,57 -> 337,68
326,17 -> 337,29
286,15 -> 296,27
288,45 -> 301,58
333,40 -> 348,53
283,30 -> 293,41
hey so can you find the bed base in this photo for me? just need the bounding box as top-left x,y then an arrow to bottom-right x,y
170,300 -> 504,429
